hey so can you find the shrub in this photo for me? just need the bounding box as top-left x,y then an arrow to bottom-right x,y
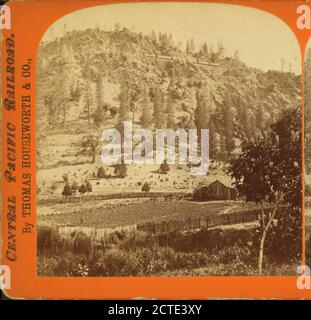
71,181 -> 79,195
53,253 -> 86,276
114,163 -> 127,178
159,160 -> 170,174
37,227 -> 67,256
142,182 -> 150,193
62,182 -> 73,197
85,180 -> 92,193
263,208 -> 302,264
37,226 -> 299,277
97,166 -> 107,178
79,183 -> 87,195
70,231 -> 93,256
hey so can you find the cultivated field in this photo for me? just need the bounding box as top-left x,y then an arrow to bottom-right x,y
37,199 -> 255,228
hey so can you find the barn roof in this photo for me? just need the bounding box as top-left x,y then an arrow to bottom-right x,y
197,178 -> 236,190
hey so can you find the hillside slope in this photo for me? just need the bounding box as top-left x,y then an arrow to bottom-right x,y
37,27 -> 301,162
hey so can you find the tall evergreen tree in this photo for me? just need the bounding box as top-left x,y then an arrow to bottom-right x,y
208,120 -> 219,158
96,73 -> 104,107
140,85 -> 153,129
224,107 -> 235,154
256,105 -> 265,134
194,90 -> 209,132
222,93 -> 236,154
153,85 -> 166,129
119,79 -> 131,123
166,93 -> 176,129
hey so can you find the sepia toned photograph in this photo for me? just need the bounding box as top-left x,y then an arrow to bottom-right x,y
36,2 -> 302,277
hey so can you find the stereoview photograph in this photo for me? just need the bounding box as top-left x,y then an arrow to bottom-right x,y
36,2 -> 302,277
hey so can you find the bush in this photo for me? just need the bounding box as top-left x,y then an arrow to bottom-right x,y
37,227 -> 64,256
37,228 -> 93,257
79,183 -> 87,195
114,163 -> 127,178
70,231 -> 93,256
263,208 -> 302,264
97,166 -> 108,178
71,181 -> 79,195
159,160 -> 170,174
62,182 -> 73,197
37,226 -> 299,277
85,180 -> 92,193
142,182 -> 150,193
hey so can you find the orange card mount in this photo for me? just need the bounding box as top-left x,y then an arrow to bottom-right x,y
1,0 -> 311,299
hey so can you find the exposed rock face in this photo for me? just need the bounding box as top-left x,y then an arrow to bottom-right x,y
37,27 -> 301,157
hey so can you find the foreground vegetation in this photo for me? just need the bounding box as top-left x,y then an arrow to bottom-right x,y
37,222 -> 300,277
306,217 -> 311,267
307,236 -> 311,267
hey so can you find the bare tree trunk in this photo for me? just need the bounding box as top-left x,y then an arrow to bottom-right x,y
258,229 -> 267,274
258,203 -> 279,274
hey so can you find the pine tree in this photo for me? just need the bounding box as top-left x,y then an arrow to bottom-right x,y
84,67 -> 92,124
166,93 -> 176,129
194,91 -> 209,132
189,38 -> 195,53
140,85 -> 153,129
59,44 -> 73,127
96,74 -> 104,107
222,93 -> 236,155
256,105 -> 265,134
234,50 -> 240,60
62,182 -> 73,197
93,105 -> 105,128
186,41 -> 190,54
153,85 -> 166,129
216,42 -> 225,61
224,107 -> 235,155
169,66 -> 175,89
208,120 -> 219,158
202,43 -> 208,54
118,79 -> 131,128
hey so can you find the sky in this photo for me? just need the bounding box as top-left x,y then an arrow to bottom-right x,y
41,2 -> 301,74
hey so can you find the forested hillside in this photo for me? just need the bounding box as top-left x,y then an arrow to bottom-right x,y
37,27 -> 301,159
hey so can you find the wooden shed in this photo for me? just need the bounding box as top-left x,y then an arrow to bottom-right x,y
193,179 -> 237,201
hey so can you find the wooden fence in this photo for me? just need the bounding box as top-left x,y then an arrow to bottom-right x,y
137,206 -> 290,234
58,224 -> 138,240
136,209 -> 259,234
38,205 -> 289,240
